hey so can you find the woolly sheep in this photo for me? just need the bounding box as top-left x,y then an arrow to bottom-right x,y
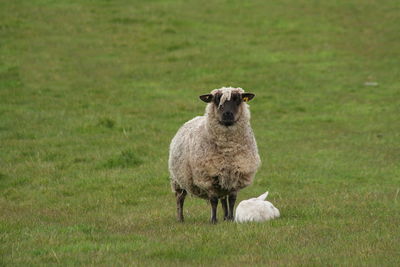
235,191 -> 280,223
168,87 -> 261,223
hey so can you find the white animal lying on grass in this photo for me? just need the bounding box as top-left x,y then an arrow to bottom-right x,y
235,191 -> 280,223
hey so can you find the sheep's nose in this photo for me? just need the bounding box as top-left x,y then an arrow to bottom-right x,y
222,112 -> 234,121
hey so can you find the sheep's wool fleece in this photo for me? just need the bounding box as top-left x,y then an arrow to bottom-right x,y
169,87 -> 261,199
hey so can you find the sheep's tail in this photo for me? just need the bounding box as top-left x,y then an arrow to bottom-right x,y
257,191 -> 269,201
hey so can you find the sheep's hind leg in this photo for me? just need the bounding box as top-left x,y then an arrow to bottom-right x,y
175,189 -> 187,222
221,197 -> 229,220
227,192 -> 237,221
210,197 -> 219,224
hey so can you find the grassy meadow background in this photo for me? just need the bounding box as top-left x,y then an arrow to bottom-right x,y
1,0 -> 399,265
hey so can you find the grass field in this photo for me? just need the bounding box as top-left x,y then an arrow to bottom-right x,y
1,0 -> 399,265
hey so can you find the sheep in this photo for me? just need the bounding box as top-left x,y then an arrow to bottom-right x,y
168,87 -> 261,223
235,191 -> 280,223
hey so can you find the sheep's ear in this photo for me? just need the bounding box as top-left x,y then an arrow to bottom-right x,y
242,93 -> 255,102
257,191 -> 269,200
199,94 -> 213,103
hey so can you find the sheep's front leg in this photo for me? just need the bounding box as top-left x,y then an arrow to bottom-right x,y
221,197 -> 229,220
176,189 -> 187,222
210,197 -> 219,224
227,192 -> 237,221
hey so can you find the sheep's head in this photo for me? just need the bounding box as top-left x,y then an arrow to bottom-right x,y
199,87 -> 255,127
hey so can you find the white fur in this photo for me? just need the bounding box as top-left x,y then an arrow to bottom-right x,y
235,191 -> 280,223
218,87 -> 233,108
169,87 -> 261,199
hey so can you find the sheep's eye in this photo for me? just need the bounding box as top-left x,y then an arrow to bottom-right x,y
232,94 -> 241,105
214,95 -> 221,105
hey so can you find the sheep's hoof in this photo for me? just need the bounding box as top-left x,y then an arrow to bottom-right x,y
210,218 -> 218,224
177,217 -> 184,223
224,215 -> 234,221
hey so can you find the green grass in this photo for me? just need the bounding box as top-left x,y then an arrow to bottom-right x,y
1,0 -> 399,265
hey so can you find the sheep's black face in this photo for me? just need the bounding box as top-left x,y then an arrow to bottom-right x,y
199,92 -> 255,127
214,93 -> 241,126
